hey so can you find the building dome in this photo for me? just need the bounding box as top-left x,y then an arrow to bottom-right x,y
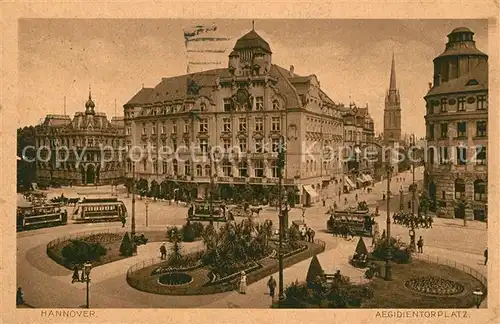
449,27 -> 472,35
233,29 -> 272,54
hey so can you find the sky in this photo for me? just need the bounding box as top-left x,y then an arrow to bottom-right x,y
18,19 -> 488,137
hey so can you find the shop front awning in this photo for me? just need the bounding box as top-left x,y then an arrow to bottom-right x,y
363,174 -> 374,182
344,176 -> 356,189
303,185 -> 319,198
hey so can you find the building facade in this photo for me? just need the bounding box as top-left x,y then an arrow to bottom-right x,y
423,27 -> 488,221
36,91 -> 126,185
342,104 -> 376,191
124,27 -> 346,206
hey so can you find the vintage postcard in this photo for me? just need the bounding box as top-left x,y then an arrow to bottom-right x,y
1,1 -> 499,324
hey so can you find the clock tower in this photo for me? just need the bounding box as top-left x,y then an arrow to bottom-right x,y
384,53 -> 401,144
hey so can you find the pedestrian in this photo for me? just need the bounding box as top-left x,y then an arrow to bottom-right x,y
382,192 -> 386,201
121,215 -> 126,228
267,276 -> 277,299
160,242 -> 167,260
309,228 -> 315,242
80,266 -> 86,282
344,197 -> 348,205
239,271 -> 247,294
72,265 -> 80,283
355,193 -> 358,202
333,201 -> 338,209
16,287 -> 24,306
322,198 -> 326,207
484,248 -> 488,265
306,228 -> 311,242
417,236 -> 424,253
338,190 -> 341,200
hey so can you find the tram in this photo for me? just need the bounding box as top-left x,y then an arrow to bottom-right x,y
17,203 -> 68,231
73,197 -> 127,223
326,208 -> 375,237
187,199 -> 227,222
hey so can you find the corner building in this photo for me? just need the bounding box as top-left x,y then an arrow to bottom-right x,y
424,27 -> 488,221
36,91 -> 126,185
124,28 -> 345,205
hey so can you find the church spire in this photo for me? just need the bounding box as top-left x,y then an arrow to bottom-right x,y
389,52 -> 397,91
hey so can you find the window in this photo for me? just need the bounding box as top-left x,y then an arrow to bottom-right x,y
196,165 -> 202,176
476,145 -> 486,165
255,139 -> 263,153
142,123 -> 146,135
161,124 -> 165,134
476,121 -> 487,137
427,124 -> 434,140
200,139 -> 208,153
440,123 -> 448,139
162,161 -> 167,174
200,103 -> 207,112
456,147 -> 467,165
272,100 -> 280,110
271,161 -> 279,178
126,127 -> 131,135
184,161 -> 191,176
238,118 -> 247,132
440,98 -> 448,112
223,118 -> 231,132
254,160 -> 264,177
153,161 -> 158,174
184,121 -> 190,133
152,124 -> 156,135
172,139 -> 177,151
205,165 -> 211,177
238,138 -> 247,152
477,95 -> 487,110
255,117 -> 263,131
474,179 -> 486,201
256,97 -> 264,110
441,191 -> 446,200
239,161 -> 248,177
457,97 -> 466,111
183,138 -> 190,148
172,121 -> 177,134
457,122 -> 467,138
199,118 -> 208,132
427,101 -> 434,115
454,179 -> 465,199
223,139 -> 231,151
271,138 -> 280,153
223,98 -> 232,112
143,160 -> 147,172
172,159 -> 178,174
222,160 -> 232,176
439,146 -> 449,164
271,117 -> 281,131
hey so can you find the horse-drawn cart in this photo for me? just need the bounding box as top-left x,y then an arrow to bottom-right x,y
326,208 -> 375,237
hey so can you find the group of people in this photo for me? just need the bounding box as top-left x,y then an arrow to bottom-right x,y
71,264 -> 89,283
351,251 -> 368,267
328,217 -> 356,240
300,226 -> 316,242
393,213 -> 434,229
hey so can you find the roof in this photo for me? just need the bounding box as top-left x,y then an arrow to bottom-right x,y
449,27 -> 473,35
435,46 -> 487,59
271,65 -> 302,109
42,115 -> 72,127
426,62 -> 488,97
125,88 -> 154,106
233,30 -> 272,54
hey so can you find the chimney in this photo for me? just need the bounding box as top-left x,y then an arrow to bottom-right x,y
428,82 -> 432,89
290,65 -> 294,75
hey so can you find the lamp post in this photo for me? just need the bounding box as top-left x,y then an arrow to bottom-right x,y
399,187 -> 404,211
83,261 -> 92,308
277,135 -> 286,301
385,163 -> 393,281
145,199 -> 149,227
410,134 -> 417,251
131,163 -> 136,238
473,288 -> 484,308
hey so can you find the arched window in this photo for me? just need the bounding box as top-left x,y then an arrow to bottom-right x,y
205,165 -> 211,177
172,159 -> 178,174
239,161 -> 248,177
474,179 -> 486,201
196,165 -> 202,177
454,178 -> 465,199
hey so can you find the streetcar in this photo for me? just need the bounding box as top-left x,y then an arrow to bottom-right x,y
73,197 -> 127,223
17,203 -> 68,231
187,199 -> 227,222
326,208 -> 375,237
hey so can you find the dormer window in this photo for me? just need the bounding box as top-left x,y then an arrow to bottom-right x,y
466,79 -> 479,86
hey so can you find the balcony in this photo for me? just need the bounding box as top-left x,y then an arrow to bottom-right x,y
233,177 -> 247,183
249,177 -> 263,184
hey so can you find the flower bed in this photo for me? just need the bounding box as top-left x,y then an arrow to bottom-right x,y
158,273 -> 193,286
404,276 -> 465,296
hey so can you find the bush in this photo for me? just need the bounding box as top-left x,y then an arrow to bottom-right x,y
182,223 -> 197,242
119,232 -> 134,256
191,222 -> 204,238
61,239 -> 107,266
372,237 -> 412,264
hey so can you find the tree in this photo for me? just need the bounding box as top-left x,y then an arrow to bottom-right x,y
306,254 -> 324,288
17,126 -> 37,191
61,239 -> 107,266
119,232 -> 134,256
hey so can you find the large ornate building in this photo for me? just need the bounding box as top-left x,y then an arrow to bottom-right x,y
423,27 -> 488,221
124,27 -> 346,205
36,91 -> 126,185
342,103 -> 376,191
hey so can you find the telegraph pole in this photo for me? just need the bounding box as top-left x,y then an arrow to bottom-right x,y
277,135 -> 285,301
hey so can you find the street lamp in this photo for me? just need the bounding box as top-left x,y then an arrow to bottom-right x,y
83,261 -> 92,309
385,163 -> 393,281
473,288 -> 484,308
145,199 -> 149,227
131,163 -> 136,238
277,135 -> 286,301
399,187 -> 404,211
409,133 -> 417,251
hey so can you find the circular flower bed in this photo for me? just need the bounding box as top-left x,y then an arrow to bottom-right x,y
404,276 -> 465,296
158,272 -> 193,286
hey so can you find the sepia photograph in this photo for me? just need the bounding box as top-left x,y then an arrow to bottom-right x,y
4,8 -> 496,322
